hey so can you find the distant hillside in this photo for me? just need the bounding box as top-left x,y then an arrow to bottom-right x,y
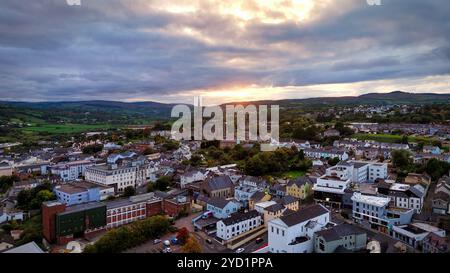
0,101 -> 184,130
0,91 -> 448,126
225,91 -> 450,107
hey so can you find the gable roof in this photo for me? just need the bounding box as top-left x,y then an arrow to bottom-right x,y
250,191 -> 267,201
3,241 -> 44,253
315,223 -> 366,242
287,176 -> 313,187
221,210 -> 260,226
277,204 -> 329,227
265,203 -> 285,213
207,198 -> 236,209
205,175 -> 234,191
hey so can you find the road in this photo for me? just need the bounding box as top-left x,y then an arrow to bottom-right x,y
239,232 -> 268,253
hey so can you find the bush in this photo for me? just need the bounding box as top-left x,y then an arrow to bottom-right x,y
123,186 -> 136,197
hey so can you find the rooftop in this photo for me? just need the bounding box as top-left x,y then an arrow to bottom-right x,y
276,204 -> 329,227
221,210 -> 260,226
351,192 -> 390,207
3,241 -> 44,253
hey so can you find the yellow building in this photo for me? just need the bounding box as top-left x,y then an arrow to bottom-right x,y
286,177 -> 314,200
249,191 -> 271,210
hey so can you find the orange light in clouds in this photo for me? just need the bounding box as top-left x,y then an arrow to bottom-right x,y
153,0 -> 317,24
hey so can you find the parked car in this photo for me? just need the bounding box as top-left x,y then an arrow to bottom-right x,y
171,237 -> 178,245
163,240 -> 171,246
255,237 -> 264,244
163,247 -> 172,253
153,239 -> 161,245
205,239 -> 212,244
235,248 -> 245,253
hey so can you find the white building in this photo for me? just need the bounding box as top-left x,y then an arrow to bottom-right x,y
376,182 -> 424,213
312,173 -> 351,209
304,149 -> 349,161
51,160 -> 95,182
216,210 -> 262,241
332,160 -> 388,184
351,192 -> 414,232
85,164 -> 137,192
391,222 -> 446,249
268,204 -> 330,253
368,163 -> 388,182
180,170 -> 206,188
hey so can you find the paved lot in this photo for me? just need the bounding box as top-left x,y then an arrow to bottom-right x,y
239,232 -> 268,253
124,232 -> 180,253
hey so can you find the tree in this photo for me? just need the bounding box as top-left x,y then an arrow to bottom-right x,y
334,122 -> 354,136
17,182 -> 55,210
176,227 -> 190,245
123,186 -> 136,197
83,215 -> 171,253
298,149 -> 305,161
155,176 -> 172,191
147,183 -> 154,193
82,144 -> 103,154
182,236 -> 202,253
143,147 -> 155,155
0,175 -> 19,193
328,157 -> 340,166
426,158 -> 450,181
391,150 -> 413,170
189,154 -> 203,167
400,135 -> 409,144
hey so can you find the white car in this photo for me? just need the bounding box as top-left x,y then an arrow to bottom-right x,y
163,240 -> 170,246
235,248 -> 245,253
163,247 -> 172,253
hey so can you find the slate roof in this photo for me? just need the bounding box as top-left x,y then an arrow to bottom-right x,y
287,176 -> 313,187
3,241 -> 44,253
265,203 -> 285,213
221,210 -> 260,226
315,223 -> 366,242
206,175 -> 234,191
249,191 -> 267,201
278,204 -> 329,227
279,195 -> 298,206
207,198 -> 235,209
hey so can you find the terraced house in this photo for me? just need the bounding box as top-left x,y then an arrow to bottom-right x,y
286,177 -> 314,199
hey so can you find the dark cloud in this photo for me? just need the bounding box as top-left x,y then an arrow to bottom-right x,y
0,0 -> 449,102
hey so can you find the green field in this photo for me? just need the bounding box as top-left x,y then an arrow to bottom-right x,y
21,123 -> 117,134
275,170 -> 306,180
353,133 -> 435,144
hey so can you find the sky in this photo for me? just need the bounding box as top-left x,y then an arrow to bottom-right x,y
0,0 -> 449,105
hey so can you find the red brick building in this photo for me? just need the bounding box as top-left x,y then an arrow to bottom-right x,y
42,201 -> 66,243
163,196 -> 190,217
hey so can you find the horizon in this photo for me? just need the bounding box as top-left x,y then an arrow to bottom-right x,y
1,0 -> 450,105
0,90 -> 449,106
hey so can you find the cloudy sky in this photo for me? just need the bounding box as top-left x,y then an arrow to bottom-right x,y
1,0 -> 449,105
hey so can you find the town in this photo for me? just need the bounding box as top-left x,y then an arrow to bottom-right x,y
1,103 -> 449,254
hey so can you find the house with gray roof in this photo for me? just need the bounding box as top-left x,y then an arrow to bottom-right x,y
200,175 -> 235,198
206,198 -> 242,219
314,223 -> 367,253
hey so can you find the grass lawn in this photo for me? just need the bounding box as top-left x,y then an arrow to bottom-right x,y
353,133 -> 435,144
22,123 -> 116,134
275,170 -> 305,180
